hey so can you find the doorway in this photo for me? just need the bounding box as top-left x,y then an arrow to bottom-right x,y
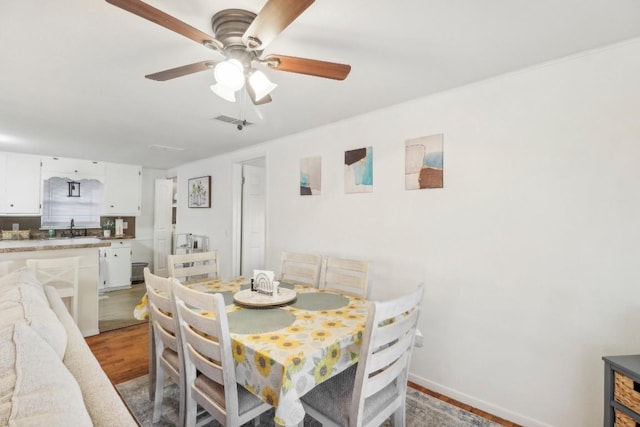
233,156 -> 266,276
98,285 -> 147,332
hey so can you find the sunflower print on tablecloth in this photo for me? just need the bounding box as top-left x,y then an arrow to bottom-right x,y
313,355 -> 333,383
276,338 -> 300,350
321,319 -> 345,329
311,329 -> 332,341
262,386 -> 279,407
255,351 -> 273,377
232,341 -> 246,364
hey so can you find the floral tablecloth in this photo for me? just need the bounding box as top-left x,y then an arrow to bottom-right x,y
136,277 -> 369,426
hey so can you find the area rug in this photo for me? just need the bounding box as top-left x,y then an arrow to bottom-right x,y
116,374 -> 500,427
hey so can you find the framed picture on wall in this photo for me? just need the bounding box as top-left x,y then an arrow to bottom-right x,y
188,176 -> 211,208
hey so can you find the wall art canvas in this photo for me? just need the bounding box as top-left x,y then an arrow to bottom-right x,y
405,134 -> 444,190
344,146 -> 373,193
188,176 -> 211,208
300,156 -> 321,196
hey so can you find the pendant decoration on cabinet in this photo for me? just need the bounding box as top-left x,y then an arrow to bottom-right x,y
67,181 -> 81,197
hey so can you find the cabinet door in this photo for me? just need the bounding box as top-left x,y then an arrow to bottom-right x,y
100,246 -> 132,288
108,247 -> 131,287
102,163 -> 141,216
41,157 -> 105,178
4,153 -> 41,214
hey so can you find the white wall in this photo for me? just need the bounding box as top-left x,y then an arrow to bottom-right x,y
172,37 -> 640,426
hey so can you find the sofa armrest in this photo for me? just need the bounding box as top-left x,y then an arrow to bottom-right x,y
45,286 -> 137,427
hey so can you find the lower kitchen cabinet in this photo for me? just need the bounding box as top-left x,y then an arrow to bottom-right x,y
99,240 -> 132,291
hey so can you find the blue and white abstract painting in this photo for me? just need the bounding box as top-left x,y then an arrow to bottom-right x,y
344,146 -> 373,193
405,134 -> 443,190
300,156 -> 321,195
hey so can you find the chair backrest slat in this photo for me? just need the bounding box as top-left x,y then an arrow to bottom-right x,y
280,251 -> 322,287
187,344 -> 225,385
168,251 -> 219,282
144,268 -> 181,351
373,309 -> 419,349
320,256 -> 370,299
363,352 -> 409,399
368,331 -> 414,375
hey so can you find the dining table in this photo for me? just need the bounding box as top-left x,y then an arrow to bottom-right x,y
134,277 -> 370,426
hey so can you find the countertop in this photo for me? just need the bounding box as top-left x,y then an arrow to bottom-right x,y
0,237 -> 111,253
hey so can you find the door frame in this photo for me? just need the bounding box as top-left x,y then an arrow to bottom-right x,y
231,154 -> 267,277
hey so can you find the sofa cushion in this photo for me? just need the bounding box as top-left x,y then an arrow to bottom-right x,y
0,269 -> 47,304
0,323 -> 92,426
0,269 -> 67,359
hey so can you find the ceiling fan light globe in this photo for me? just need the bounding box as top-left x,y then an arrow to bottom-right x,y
210,83 -> 236,103
214,59 -> 245,91
249,70 -> 278,102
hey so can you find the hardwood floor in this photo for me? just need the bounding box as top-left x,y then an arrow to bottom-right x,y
86,322 -> 149,385
99,283 -> 147,332
86,323 -> 520,427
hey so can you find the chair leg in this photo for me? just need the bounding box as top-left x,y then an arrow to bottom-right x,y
185,391 -> 198,427
391,404 -> 406,427
71,295 -> 78,324
178,378 -> 186,427
152,363 -> 165,423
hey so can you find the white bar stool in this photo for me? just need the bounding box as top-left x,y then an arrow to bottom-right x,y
26,257 -> 80,323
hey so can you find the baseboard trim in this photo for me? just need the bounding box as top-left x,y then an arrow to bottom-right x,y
408,373 -> 551,427
82,328 -> 100,337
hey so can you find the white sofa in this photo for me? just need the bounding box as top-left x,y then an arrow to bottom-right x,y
0,268 -> 137,426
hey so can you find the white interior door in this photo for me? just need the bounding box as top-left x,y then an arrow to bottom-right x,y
153,178 -> 173,277
241,164 -> 266,275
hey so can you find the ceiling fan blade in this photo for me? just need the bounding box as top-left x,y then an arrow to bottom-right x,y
263,54 -> 351,80
245,79 -> 273,105
145,61 -> 217,81
242,0 -> 314,50
105,0 -> 223,50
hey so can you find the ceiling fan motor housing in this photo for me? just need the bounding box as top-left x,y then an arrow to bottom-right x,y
211,9 -> 262,68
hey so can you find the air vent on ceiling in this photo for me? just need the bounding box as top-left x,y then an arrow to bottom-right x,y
214,115 -> 253,127
149,144 -> 185,152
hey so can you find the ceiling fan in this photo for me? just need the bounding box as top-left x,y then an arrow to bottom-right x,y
105,0 -> 352,105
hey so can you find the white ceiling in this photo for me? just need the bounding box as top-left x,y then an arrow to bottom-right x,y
2,0 -> 640,169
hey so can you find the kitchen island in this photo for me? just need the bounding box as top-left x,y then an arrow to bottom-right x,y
0,237 -> 110,336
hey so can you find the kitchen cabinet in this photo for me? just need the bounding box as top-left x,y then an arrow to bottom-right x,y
99,240 -> 132,291
0,152 -> 41,215
102,163 -> 141,216
40,157 -> 105,180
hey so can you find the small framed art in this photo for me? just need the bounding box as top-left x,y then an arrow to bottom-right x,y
188,176 -> 211,208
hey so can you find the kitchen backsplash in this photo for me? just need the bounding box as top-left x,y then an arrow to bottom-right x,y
0,216 -> 136,239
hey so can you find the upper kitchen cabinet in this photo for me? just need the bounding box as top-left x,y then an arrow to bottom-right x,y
0,152 -> 42,215
101,163 -> 141,216
40,157 -> 105,180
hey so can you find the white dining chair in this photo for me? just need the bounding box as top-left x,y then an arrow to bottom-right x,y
144,268 -> 185,425
26,257 -> 80,322
168,250 -> 219,282
301,284 -> 425,427
172,280 -> 272,426
279,251 -> 323,287
319,256 -> 371,299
